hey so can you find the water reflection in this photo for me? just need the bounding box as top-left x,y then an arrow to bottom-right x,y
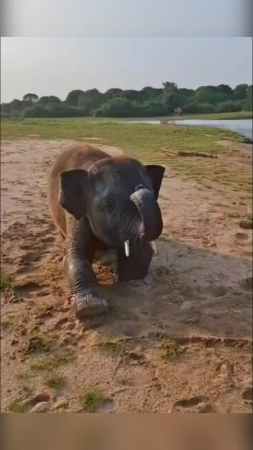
125,119 -> 253,140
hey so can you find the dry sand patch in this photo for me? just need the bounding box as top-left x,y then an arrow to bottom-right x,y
1,139 -> 252,413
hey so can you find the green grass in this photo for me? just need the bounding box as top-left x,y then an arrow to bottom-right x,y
16,370 -> 32,380
8,400 -> 29,413
1,118 -> 243,153
25,336 -> 53,354
116,110 -> 253,121
18,384 -> 34,396
44,374 -> 65,390
1,118 -> 252,194
0,273 -> 13,291
159,339 -> 184,361
29,347 -> 76,371
95,338 -> 127,356
80,391 -> 105,412
1,318 -> 13,331
25,336 -> 53,353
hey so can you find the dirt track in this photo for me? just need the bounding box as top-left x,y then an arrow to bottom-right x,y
1,139 -> 252,413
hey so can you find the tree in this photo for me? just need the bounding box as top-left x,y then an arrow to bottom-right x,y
162,92 -> 182,114
38,96 -> 61,105
93,98 -> 141,118
246,86 -> 252,111
85,88 -> 100,96
10,99 -> 24,110
183,102 -> 215,114
78,90 -> 103,114
105,88 -> 123,95
141,87 -> 163,99
22,105 -> 49,118
141,86 -> 154,92
217,84 -> 233,95
1,103 -> 11,114
66,90 -> 85,106
141,100 -> 166,117
23,93 -> 38,103
121,89 -> 148,102
234,84 -> 249,100
178,88 -> 195,98
195,86 -> 219,104
162,81 -> 178,92
2,81 -> 252,120
1,111 -> 9,120
217,100 -> 244,113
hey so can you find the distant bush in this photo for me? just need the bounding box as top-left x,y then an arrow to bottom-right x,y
22,105 -> 49,118
10,109 -> 23,120
246,86 -> 252,111
1,111 -> 9,120
22,103 -> 89,119
183,102 -> 215,114
37,96 -> 61,105
216,100 -> 245,113
93,98 -> 141,117
1,103 -> 11,115
141,100 -> 166,117
45,104 -> 88,118
2,82 -> 252,119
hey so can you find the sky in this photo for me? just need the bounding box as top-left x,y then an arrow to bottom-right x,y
1,37 -> 252,103
2,0 -> 250,36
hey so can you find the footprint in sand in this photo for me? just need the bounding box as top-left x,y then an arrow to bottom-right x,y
197,285 -> 228,297
15,281 -> 50,299
235,232 -> 250,245
172,396 -> 213,413
242,387 -> 252,403
239,277 -> 253,292
96,398 -> 115,413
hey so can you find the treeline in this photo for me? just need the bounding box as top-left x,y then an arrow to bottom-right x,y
1,82 -> 252,120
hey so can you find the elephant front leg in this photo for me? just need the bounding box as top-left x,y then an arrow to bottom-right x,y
66,216 -> 108,320
117,240 -> 153,282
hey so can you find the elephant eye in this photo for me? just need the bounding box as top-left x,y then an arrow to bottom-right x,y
104,198 -> 117,213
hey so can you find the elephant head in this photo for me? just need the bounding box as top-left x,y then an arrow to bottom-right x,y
58,156 -> 165,257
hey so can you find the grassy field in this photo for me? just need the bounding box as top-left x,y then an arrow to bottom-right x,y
118,110 -> 253,122
2,118 -> 252,195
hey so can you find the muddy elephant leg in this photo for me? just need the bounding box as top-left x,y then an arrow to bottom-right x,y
117,240 -> 153,282
66,215 -> 108,320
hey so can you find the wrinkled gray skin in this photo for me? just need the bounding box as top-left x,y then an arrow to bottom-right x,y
47,145 -> 165,320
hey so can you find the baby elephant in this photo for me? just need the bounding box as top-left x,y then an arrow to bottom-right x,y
47,144 -> 165,320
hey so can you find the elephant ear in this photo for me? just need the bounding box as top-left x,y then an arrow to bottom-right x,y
145,165 -> 165,199
59,169 -> 88,220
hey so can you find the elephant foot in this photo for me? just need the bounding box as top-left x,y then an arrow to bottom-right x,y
71,293 -> 108,320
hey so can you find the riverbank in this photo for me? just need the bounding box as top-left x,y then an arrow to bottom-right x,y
118,111 -> 253,122
2,111 -> 252,124
2,119 -> 252,195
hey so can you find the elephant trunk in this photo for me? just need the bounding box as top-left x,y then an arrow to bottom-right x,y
128,188 -> 163,255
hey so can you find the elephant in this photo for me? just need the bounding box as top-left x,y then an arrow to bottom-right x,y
47,144 -> 165,320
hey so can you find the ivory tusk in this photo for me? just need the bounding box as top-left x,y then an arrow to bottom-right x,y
124,240 -> 130,257
150,241 -> 158,255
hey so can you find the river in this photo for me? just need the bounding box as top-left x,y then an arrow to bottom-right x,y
126,119 -> 253,140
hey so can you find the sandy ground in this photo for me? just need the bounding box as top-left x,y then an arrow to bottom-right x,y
1,139 -> 252,415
